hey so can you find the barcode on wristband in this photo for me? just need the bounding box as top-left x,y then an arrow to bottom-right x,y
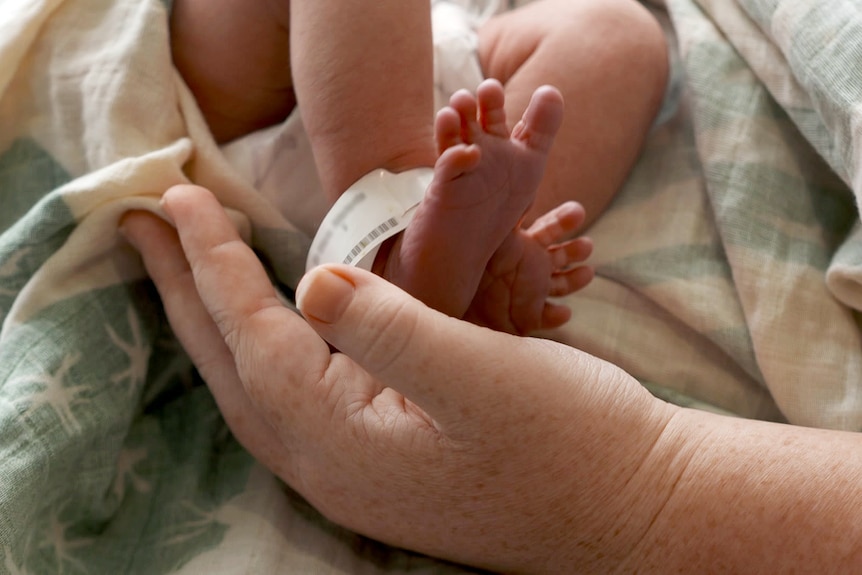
343,217 -> 399,265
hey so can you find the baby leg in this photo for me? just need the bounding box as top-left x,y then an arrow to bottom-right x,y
171,0 -> 438,195
170,0 -> 296,144
289,0 -> 437,202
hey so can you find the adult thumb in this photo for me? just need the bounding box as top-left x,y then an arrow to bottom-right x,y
296,264 -> 528,425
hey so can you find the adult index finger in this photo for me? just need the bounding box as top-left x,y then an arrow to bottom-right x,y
120,209 -> 298,481
159,185 -> 337,425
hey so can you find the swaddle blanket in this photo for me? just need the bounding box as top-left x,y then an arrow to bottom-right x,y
2,0 -> 862,573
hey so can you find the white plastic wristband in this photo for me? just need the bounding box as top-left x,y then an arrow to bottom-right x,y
306,168 -> 434,271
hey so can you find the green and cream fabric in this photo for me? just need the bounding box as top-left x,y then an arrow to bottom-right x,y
2,0 -> 861,573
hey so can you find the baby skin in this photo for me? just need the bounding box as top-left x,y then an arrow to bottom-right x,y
383,79 -> 594,335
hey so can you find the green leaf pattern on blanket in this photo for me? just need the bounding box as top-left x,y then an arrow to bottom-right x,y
0,279 -> 255,574
0,136 -> 255,573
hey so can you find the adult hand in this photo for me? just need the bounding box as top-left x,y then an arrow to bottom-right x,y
117,185 -> 684,573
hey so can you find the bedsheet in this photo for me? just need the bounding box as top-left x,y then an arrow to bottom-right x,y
1,0 -> 862,573
551,0 -> 862,430
560,0 -> 862,430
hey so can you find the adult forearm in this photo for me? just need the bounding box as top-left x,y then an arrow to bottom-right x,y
628,409 -> 862,572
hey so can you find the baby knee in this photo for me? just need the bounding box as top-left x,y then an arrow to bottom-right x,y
568,0 -> 669,102
480,0 -> 669,105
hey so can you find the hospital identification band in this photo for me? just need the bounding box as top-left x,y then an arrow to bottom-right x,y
306,168 -> 434,271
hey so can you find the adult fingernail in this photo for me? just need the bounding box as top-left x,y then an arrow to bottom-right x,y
296,266 -> 356,324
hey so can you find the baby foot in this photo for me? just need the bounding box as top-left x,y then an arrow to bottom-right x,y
464,202 -> 594,335
384,79 -> 573,320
